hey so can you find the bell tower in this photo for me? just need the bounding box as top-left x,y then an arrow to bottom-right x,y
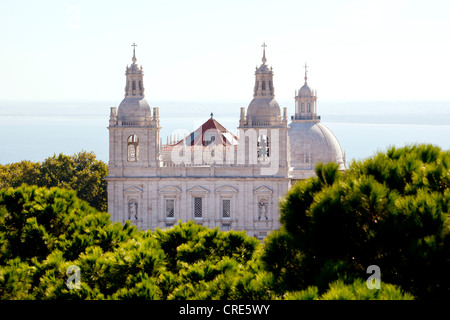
107,44 -> 162,229
238,43 -> 289,175
107,44 -> 161,171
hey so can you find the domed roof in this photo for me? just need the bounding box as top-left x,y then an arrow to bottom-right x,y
298,83 -> 312,97
117,97 -> 151,119
288,121 -> 345,176
246,97 -> 281,123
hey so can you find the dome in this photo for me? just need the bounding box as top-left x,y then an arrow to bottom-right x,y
298,83 -> 312,97
246,97 -> 281,123
117,97 -> 151,120
288,121 -> 345,178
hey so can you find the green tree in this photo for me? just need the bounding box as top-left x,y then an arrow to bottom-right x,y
262,144 -> 449,300
284,278 -> 414,300
0,151 -> 108,212
39,151 -> 108,212
0,185 -> 134,264
0,186 -> 272,300
0,182 -> 423,300
0,160 -> 41,189
153,221 -> 272,299
0,185 -> 144,299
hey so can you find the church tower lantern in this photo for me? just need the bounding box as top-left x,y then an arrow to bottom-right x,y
125,43 -> 145,98
294,63 -> 318,120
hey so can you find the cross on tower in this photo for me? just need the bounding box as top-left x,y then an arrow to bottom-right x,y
131,43 -> 137,63
304,62 -> 308,83
261,42 -> 267,64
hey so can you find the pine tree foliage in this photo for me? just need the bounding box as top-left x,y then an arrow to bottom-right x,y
0,185 -> 274,299
283,279 -> 414,300
263,144 -> 449,300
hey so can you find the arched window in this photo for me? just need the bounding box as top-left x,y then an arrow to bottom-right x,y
127,135 -> 139,162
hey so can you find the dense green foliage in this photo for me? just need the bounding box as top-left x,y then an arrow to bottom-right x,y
262,144 -> 449,300
0,185 -> 268,299
0,151 -> 108,212
0,184 -> 412,300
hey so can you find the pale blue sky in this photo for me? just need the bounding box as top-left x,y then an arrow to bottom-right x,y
1,0 -> 449,103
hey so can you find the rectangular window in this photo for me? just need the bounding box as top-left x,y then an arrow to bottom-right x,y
307,103 -> 311,112
194,197 -> 202,218
166,199 -> 175,218
301,103 -> 305,113
222,199 -> 231,218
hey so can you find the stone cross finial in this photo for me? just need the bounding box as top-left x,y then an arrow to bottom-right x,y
261,42 -> 267,65
131,42 -> 137,63
304,62 -> 308,83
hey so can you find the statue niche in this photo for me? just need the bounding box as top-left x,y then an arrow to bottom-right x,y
128,201 -> 138,220
258,200 -> 268,220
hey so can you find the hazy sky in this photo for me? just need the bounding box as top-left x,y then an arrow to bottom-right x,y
1,0 -> 449,103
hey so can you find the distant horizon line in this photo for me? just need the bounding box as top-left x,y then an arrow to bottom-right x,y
2,98 -> 450,104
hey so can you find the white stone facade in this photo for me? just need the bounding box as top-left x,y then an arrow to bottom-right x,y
106,44 -> 345,239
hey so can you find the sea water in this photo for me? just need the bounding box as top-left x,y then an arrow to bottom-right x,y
1,100 -> 449,165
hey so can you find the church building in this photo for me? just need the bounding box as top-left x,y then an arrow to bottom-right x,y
106,44 -> 345,239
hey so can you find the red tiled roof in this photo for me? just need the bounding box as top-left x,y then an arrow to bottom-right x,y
171,118 -> 238,147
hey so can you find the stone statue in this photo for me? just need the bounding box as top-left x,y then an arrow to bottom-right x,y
129,202 -> 138,220
258,201 -> 268,220
259,137 -> 267,158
